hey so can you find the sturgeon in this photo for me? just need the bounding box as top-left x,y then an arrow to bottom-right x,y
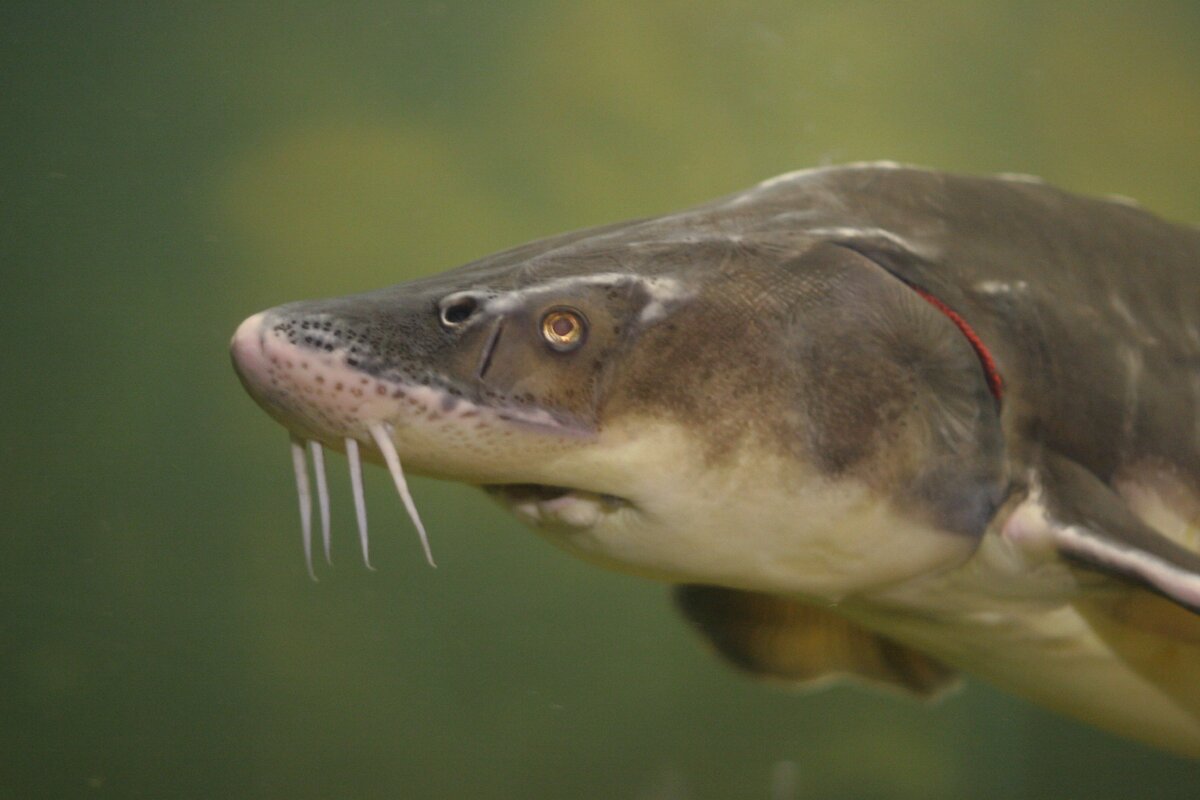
231,163 -> 1200,756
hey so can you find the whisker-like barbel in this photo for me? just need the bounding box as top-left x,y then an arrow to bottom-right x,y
345,437 -> 374,570
309,440 -> 332,564
232,164 -> 1200,756
369,422 -> 436,568
289,435 -> 316,581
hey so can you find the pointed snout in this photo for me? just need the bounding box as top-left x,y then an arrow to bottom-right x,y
229,310 -> 272,396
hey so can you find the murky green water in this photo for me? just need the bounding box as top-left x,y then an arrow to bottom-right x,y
5,2 -> 1200,797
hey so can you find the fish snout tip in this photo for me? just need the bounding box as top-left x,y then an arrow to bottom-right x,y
230,311 -> 270,383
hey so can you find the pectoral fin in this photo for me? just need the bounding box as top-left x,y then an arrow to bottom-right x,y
1003,454 -> 1200,613
674,585 -> 959,698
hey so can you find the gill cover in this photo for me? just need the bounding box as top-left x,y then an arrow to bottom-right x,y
833,233 -> 1200,616
777,241 -> 1009,537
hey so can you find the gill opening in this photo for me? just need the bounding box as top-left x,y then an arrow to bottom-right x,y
909,287 -> 1005,406
828,240 -> 1004,407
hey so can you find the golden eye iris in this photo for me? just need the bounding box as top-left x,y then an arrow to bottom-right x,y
541,308 -> 587,351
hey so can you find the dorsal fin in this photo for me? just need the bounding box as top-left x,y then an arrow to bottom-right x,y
674,585 -> 959,698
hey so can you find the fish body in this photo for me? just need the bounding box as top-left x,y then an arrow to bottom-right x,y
231,164 -> 1200,756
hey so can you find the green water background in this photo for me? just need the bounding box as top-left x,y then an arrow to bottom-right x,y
4,2 -> 1200,797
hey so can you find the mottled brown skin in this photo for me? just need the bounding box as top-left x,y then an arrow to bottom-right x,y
603,238 -> 1007,535
238,164 -> 1200,754
820,173 -> 1200,490
276,166 -> 1197,509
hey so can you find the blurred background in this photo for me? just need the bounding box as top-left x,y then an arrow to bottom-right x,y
3,2 -> 1199,797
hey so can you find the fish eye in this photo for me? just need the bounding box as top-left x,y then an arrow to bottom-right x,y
540,308 -> 587,351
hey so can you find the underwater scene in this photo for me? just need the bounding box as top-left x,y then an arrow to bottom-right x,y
5,2 -> 1200,797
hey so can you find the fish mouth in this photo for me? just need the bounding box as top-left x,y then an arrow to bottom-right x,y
481,484 -> 633,530
231,310 -> 601,577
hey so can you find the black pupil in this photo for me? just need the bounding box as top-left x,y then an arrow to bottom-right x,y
551,316 -> 575,336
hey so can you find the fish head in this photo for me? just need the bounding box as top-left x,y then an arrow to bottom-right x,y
232,200 -> 1006,597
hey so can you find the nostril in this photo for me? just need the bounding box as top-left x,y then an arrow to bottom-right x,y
438,293 -> 480,329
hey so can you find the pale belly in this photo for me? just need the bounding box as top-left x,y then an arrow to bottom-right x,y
848,584 -> 1200,757
848,481 -> 1200,759
505,418 -> 1200,756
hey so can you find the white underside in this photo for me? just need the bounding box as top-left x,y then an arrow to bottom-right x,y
840,484 -> 1200,758
505,417 -> 978,599
237,312 -> 1200,756
501,416 -> 1200,757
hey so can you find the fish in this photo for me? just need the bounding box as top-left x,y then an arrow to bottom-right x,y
230,162 -> 1200,757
